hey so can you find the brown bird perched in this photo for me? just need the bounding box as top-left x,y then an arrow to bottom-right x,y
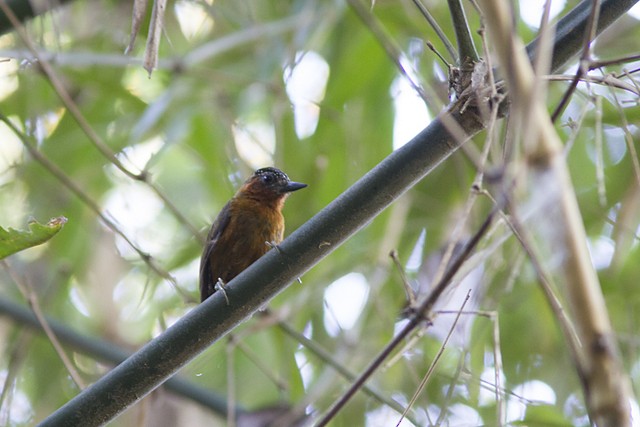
199,167 -> 307,303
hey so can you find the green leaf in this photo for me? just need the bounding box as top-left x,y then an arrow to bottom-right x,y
511,404 -> 573,426
0,217 -> 68,259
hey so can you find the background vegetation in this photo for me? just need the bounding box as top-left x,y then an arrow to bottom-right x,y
0,0 -> 639,426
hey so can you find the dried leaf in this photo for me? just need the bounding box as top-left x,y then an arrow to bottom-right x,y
144,0 -> 167,77
124,0 -> 150,55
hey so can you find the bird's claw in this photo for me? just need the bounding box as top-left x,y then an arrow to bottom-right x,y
215,278 -> 230,305
265,241 -> 284,254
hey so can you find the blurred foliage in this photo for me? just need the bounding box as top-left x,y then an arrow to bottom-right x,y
0,0 -> 639,426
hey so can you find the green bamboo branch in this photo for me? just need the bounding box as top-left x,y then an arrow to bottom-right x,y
448,0 -> 479,65
37,0 -> 639,425
0,296 -> 234,417
411,0 -> 457,61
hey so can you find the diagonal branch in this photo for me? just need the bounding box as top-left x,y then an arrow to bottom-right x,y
477,0 -> 636,425
37,0 -> 639,425
0,114 -> 189,300
0,0 -> 73,34
448,0 -> 479,64
0,0 -> 204,243
0,296 -> 234,417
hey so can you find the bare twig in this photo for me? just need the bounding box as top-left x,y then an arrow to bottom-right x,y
550,0 -> 601,122
275,320 -> 419,425
0,114 -> 190,300
589,53 -> 640,69
477,0 -> 635,424
346,0 -> 441,113
411,0 -> 457,61
496,199 -> 584,373
0,296 -> 233,415
35,1 -> 640,424
491,311 -> 505,426
605,77 -> 640,189
315,206 -> 498,426
545,73 -> 640,96
0,331 -> 31,423
395,289 -> 472,427
1,261 -> 86,389
0,0 -> 203,241
594,96 -> 607,207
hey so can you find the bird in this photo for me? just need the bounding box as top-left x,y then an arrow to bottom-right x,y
199,167 -> 307,303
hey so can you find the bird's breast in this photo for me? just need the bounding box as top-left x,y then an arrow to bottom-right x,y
231,204 -> 285,249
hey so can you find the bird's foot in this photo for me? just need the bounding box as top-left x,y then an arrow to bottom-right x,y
215,278 -> 230,305
265,241 -> 284,254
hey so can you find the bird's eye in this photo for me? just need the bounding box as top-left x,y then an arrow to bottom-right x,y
262,174 -> 274,184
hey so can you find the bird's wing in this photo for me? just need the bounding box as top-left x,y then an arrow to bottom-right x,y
199,200 -> 232,301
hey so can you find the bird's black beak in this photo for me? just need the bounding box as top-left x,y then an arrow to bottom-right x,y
284,181 -> 307,192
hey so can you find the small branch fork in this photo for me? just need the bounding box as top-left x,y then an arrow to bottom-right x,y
315,203 -> 500,426
477,0 -> 636,425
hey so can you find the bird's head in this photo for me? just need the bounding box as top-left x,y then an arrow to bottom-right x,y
238,167 -> 307,206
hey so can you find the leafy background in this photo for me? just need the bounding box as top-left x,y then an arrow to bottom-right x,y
0,0 -> 639,426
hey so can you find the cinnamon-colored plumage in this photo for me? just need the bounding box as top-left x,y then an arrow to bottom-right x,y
199,167 -> 307,302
